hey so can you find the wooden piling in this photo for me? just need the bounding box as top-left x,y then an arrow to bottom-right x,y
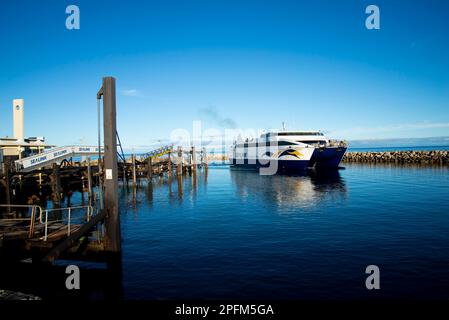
51,163 -> 61,208
147,157 -> 153,180
167,152 -> 172,175
87,157 -> 93,205
177,173 -> 183,199
132,154 -> 137,188
203,147 -> 208,169
177,147 -> 183,176
99,76 -> 121,253
192,146 -> 197,173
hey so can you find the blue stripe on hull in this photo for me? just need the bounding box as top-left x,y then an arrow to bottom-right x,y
309,147 -> 347,168
230,159 -> 309,172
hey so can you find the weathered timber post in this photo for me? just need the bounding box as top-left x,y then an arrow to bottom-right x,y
203,147 -> 208,170
188,147 -> 192,175
167,152 -> 172,175
98,76 -> 121,253
177,172 -> 183,199
124,162 -> 129,188
147,157 -> 153,180
177,147 -> 183,176
51,163 -> 61,209
132,154 -> 137,188
192,146 -> 197,174
87,157 -> 93,206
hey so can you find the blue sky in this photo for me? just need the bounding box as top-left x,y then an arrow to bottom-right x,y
0,0 -> 448,149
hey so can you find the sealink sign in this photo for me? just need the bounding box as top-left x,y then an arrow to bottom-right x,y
53,150 -> 68,157
30,156 -> 47,165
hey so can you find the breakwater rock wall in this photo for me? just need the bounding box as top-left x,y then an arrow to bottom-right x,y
342,150 -> 449,165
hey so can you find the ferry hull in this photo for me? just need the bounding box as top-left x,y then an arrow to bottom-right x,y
230,158 -> 310,172
309,147 -> 347,168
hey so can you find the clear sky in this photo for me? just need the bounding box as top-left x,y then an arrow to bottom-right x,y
0,0 -> 448,150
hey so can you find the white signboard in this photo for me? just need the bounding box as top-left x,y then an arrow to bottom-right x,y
105,169 -> 113,180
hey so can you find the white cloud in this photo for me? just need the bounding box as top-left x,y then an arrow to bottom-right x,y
121,89 -> 141,97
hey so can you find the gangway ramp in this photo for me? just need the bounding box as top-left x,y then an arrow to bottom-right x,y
141,144 -> 173,160
15,146 -> 103,172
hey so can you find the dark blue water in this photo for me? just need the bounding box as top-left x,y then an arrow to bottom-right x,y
119,164 -> 449,299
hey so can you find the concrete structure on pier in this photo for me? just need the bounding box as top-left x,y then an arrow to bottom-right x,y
0,99 -> 53,164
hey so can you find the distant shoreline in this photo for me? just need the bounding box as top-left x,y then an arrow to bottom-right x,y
347,145 -> 449,152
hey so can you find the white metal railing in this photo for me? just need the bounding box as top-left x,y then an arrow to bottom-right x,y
0,204 -> 43,238
39,205 -> 94,241
0,204 -> 96,241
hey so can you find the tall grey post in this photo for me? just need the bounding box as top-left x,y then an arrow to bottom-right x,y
99,76 -> 121,253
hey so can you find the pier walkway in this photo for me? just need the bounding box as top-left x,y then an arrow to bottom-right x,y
0,204 -> 106,262
14,145 -> 103,172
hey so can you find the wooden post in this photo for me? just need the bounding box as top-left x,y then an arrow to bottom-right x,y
192,146 -> 197,173
177,172 -> 183,199
124,162 -> 129,188
99,76 -> 121,253
87,157 -> 92,206
203,147 -> 208,169
147,157 -> 153,180
177,147 -> 183,176
132,154 -> 137,188
167,152 -> 172,175
51,163 -> 61,209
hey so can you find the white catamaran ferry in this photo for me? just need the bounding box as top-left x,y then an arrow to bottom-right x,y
229,130 -> 347,172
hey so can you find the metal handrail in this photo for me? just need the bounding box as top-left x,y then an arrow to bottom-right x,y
39,205 -> 94,241
0,204 -> 43,238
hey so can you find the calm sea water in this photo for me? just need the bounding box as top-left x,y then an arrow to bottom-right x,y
118,163 -> 449,299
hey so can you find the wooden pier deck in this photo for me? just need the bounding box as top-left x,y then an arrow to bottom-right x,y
0,145 -> 207,263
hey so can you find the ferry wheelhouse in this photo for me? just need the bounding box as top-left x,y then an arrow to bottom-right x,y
229,130 -> 347,172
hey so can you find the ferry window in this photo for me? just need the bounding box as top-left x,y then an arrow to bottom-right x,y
277,141 -> 298,146
297,140 -> 325,144
278,132 -> 322,136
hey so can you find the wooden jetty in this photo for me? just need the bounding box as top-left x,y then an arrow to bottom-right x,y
0,81 -> 207,266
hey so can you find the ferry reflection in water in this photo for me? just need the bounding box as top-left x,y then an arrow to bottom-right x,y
230,168 -> 347,212
119,164 -> 449,299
